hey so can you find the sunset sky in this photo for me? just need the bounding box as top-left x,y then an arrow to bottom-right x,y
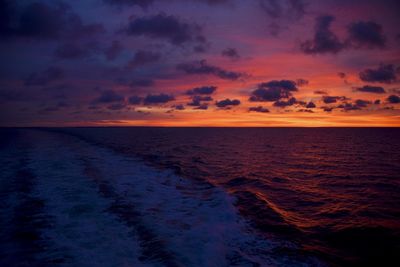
1,0 -> 399,126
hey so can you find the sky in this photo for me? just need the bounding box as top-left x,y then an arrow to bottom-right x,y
1,0 -> 400,127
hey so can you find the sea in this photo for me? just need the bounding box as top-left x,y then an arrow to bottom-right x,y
1,127 -> 399,267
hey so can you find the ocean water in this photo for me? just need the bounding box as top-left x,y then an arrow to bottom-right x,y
1,128 -> 399,267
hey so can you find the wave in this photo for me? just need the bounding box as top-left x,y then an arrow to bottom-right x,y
0,129 -> 323,267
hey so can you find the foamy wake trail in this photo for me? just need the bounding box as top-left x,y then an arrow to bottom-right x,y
2,130 -> 322,267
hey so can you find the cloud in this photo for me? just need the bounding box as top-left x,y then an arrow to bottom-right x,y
129,78 -> 155,87
195,0 -> 231,5
55,42 -> 100,60
306,101 -> 316,108
0,1 -> 104,41
215,98 -> 241,108
194,103 -> 209,110
301,16 -> 387,54
125,13 -> 205,46
187,95 -> 213,106
0,88 -> 30,103
144,93 -> 175,104
249,80 -> 298,102
107,103 -> 127,110
338,72 -> 346,79
346,21 -> 386,49
105,41 -> 123,61
273,97 -> 297,107
259,0 -> 307,20
297,109 -> 314,113
104,0 -> 230,8
387,95 -> 400,104
128,95 -> 142,105
177,60 -> 244,80
221,48 -> 240,60
259,0 -> 307,36
186,86 -> 217,95
174,104 -> 185,110
314,90 -> 328,95
359,64 -> 397,83
94,90 -> 125,103
322,106 -> 334,112
300,15 -> 344,54
103,0 -> 155,8
296,78 -> 309,86
249,106 -> 270,113
355,85 -> 386,94
354,99 -> 371,107
337,99 -> 371,111
24,66 -> 64,86
126,50 -> 161,69
322,95 -> 346,104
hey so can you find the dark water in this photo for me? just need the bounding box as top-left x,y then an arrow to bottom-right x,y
1,128 -> 400,266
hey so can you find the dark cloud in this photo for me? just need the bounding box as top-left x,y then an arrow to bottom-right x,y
337,99 -> 371,111
128,95 -> 142,105
0,0 -> 14,37
186,86 -> 217,95
322,106 -> 334,112
296,79 -> 309,86
187,99 -> 200,107
314,90 -> 328,95
359,64 -> 397,83
306,101 -> 316,108
24,66 -> 64,86
0,1 -> 104,41
55,42 -> 100,60
355,85 -> 386,94
107,103 -> 127,110
301,16 -> 387,54
104,0 -> 230,8
387,95 -> 400,104
249,106 -> 270,113
103,0 -> 155,8
94,90 -> 125,103
354,99 -> 371,108
259,0 -> 307,20
187,95 -> 213,106
374,99 -> 381,105
347,21 -> 386,49
177,60 -> 244,80
337,103 -> 361,111
222,48 -> 240,60
260,0 -> 307,36
0,89 -> 30,103
193,44 -> 208,53
297,109 -> 314,113
105,41 -> 123,61
249,80 -> 298,102
195,0 -> 231,5
300,15 -> 344,54
216,98 -> 241,108
273,97 -> 297,107
322,95 -> 346,104
194,103 -> 209,110
144,93 -> 175,104
125,13 -> 205,46
126,50 -> 161,69
129,78 -> 155,87
174,104 -> 185,110
338,72 -> 346,79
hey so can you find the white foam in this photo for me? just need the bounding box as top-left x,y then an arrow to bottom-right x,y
26,131 -> 148,267
19,129 -> 323,267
